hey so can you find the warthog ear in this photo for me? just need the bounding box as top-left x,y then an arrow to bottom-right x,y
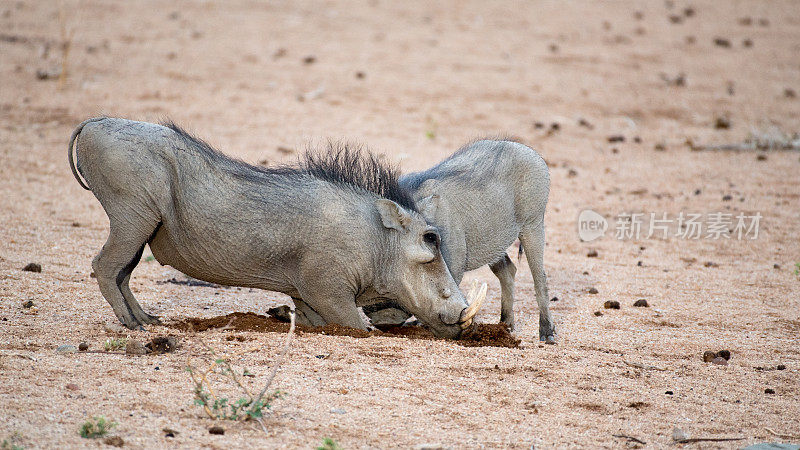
416,194 -> 439,219
375,199 -> 412,231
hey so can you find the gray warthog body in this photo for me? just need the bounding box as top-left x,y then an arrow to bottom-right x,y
366,139 -> 555,342
68,117 -> 484,338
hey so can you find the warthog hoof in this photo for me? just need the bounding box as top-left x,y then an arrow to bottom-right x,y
267,305 -> 292,322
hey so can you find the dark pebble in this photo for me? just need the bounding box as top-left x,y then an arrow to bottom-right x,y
633,299 -> 649,307
703,351 -> 717,362
785,88 -> 797,98
713,37 -> 731,47
665,390 -> 673,395
603,300 -> 620,309
593,311 -> 604,317
587,249 -> 599,258
777,364 -> 786,370
717,350 -> 731,360
355,71 -> 365,79
722,194 -> 733,201
714,116 -> 731,129
756,154 -> 767,161
607,135 -> 625,143
742,38 -> 753,48
633,136 -> 642,143
78,342 -> 89,351
103,436 -> 124,447
22,263 -> 42,273
22,300 -> 35,309
533,121 -> 545,129
550,296 -> 558,302
773,263 -> 781,269
302,55 -> 316,64
764,388 -> 775,394
637,261 -> 643,267
209,426 -> 225,435
588,287 -> 599,295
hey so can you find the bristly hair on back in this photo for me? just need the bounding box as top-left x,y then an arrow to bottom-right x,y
162,121 -> 417,212
304,142 -> 418,212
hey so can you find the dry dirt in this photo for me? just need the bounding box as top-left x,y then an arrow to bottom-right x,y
1,1 -> 800,448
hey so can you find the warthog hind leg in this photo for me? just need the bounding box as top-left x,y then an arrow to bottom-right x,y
92,218 -> 161,329
519,221 -> 555,343
489,253 -> 517,331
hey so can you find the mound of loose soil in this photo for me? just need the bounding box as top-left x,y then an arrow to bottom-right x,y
171,312 -> 519,348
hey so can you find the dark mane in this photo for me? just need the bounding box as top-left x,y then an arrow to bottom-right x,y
303,143 -> 417,212
162,121 -> 417,212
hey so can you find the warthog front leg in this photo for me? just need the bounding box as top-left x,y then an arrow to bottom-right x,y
489,253 -> 517,331
519,222 -> 556,343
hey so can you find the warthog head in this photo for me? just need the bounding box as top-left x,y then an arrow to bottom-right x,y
374,199 -> 485,338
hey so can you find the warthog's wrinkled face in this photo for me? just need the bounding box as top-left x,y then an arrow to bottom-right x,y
375,199 -> 485,339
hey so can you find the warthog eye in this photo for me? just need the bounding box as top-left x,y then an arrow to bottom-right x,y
423,231 -> 439,248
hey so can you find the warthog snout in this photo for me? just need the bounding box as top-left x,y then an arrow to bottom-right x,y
438,281 -> 487,330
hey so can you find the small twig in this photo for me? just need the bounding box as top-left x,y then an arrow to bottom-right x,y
676,437 -> 745,443
766,427 -> 800,440
254,311 -> 295,406
623,359 -> 667,371
613,434 -> 646,445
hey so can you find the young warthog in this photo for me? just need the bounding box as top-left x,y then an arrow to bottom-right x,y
68,118 -> 485,338
365,139 -> 555,342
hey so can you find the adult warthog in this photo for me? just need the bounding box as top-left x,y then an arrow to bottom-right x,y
364,139 -> 555,342
68,118 -> 484,338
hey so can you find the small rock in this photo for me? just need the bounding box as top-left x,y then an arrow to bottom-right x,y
548,43 -> 559,53
633,299 -> 649,307
756,154 -> 767,161
722,194 -> 733,201
593,311 -> 604,317
717,350 -> 731,360
302,55 -> 316,64
704,261 -> 718,268
103,436 -> 124,447
784,88 -> 797,98
713,37 -> 731,48
65,383 -> 79,391
22,263 -> 42,273
738,17 -> 753,26
683,7 -> 694,17
103,322 -> 127,334
742,38 -> 753,48
633,136 -> 642,144
764,388 -> 775,394
587,249 -> 598,257
603,300 -> 621,309
550,122 -> 560,131
22,300 -> 35,308
577,118 -> 593,129
78,342 -> 89,351
654,142 -> 666,151
550,296 -> 558,302
665,390 -> 673,395
773,263 -> 781,269
703,351 -> 717,362
163,427 -> 178,438
125,340 -> 148,356
208,426 -> 225,435
607,135 -> 625,143
712,356 -> 728,365
145,336 -> 178,354
330,408 -> 346,414
634,11 -> 643,20
777,364 -> 786,370
714,116 -> 731,129
758,18 -> 769,27
588,287 -> 599,295
56,344 -> 77,354
669,14 -> 683,24
672,427 -> 690,442
355,71 -> 365,79
272,47 -> 286,59
567,168 -> 578,177
533,121 -> 545,129
35,68 -> 60,80
637,261 -> 643,267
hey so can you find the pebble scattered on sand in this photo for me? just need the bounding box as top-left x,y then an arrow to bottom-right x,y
22,263 -> 41,273
633,299 -> 649,307
56,345 -> 77,354
588,287 -> 599,294
208,426 -> 225,435
603,300 -> 620,309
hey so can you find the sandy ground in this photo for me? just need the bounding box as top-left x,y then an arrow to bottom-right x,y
1,0 -> 800,448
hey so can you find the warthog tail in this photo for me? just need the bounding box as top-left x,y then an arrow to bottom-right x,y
68,117 -> 107,190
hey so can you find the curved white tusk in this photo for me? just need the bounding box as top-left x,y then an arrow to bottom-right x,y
460,281 -> 487,328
